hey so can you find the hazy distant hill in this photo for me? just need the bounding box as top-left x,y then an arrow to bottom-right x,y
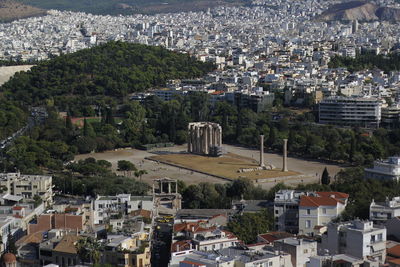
316,1 -> 400,21
0,0 -> 46,22
15,0 -> 249,16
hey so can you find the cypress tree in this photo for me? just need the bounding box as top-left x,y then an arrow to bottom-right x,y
321,167 -> 330,185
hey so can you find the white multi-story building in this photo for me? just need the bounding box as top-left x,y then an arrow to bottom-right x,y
93,194 -> 153,224
274,190 -> 306,233
370,197 -> 400,223
298,192 -> 348,236
171,248 -> 294,267
307,254 -> 375,267
191,229 -> 238,252
275,191 -> 348,236
319,96 -> 382,128
273,238 -> 317,267
365,157 -> 400,181
0,172 -> 53,205
320,220 -> 386,264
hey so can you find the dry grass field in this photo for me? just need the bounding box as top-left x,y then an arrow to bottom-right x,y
149,152 -> 299,180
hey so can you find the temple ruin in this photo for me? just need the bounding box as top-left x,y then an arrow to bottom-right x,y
187,122 -> 223,157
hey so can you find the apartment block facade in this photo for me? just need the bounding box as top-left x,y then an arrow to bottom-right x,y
319,96 -> 381,128
320,220 -> 386,264
0,172 -> 53,205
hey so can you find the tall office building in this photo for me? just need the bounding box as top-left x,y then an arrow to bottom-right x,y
319,96 -> 381,128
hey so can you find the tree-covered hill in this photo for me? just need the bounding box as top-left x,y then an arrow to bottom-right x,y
1,41 -> 215,106
328,53 -> 400,73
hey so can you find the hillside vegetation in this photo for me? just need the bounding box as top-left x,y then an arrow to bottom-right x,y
328,53 -> 400,72
1,41 -> 215,111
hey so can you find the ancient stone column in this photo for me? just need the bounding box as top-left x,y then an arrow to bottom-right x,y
196,127 -> 200,154
282,139 -> 288,172
204,127 -> 209,154
218,126 -> 222,146
188,125 -> 192,153
260,135 -> 265,167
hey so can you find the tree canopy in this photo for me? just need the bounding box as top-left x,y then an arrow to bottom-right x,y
1,41 -> 215,109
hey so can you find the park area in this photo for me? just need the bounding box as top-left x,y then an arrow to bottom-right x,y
74,144 -> 344,190
148,152 -> 299,181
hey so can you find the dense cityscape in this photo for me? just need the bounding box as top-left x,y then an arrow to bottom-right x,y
1,0 -> 400,266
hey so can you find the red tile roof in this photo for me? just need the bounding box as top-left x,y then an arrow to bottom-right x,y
210,90 -> 224,95
258,231 -> 294,243
173,222 -> 215,233
181,260 -> 205,266
317,192 -> 349,199
12,206 -> 23,210
388,244 -> 400,258
171,240 -> 192,252
246,241 -> 269,247
300,195 -> 342,207
221,230 -> 237,239
388,258 -> 400,266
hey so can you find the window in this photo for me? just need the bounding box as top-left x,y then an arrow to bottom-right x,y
307,209 -> 311,215
99,204 -> 103,208
322,208 -> 327,214
378,233 -> 383,241
269,262 -> 273,266
275,210 -> 279,214
304,249 -> 308,253
305,220 -> 311,228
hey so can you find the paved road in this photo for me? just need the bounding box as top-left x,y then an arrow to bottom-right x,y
151,218 -> 173,267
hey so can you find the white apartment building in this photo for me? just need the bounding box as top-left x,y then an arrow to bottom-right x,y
274,190 -> 306,233
0,172 -> 53,205
172,248 -> 293,267
320,220 -> 386,264
319,96 -> 382,128
192,229 -> 239,252
273,238 -> 317,267
370,197 -> 400,223
307,254 -> 375,267
365,157 -> 400,182
298,192 -> 348,236
93,194 -> 153,224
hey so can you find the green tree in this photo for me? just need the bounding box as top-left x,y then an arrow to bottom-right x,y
83,119 -> 95,137
66,115 -> 73,130
228,210 -> 273,244
33,195 -> 43,207
76,237 -> 102,265
134,169 -> 148,181
267,127 -> 277,148
321,167 -> 330,185
6,233 -> 17,254
117,160 -> 137,176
